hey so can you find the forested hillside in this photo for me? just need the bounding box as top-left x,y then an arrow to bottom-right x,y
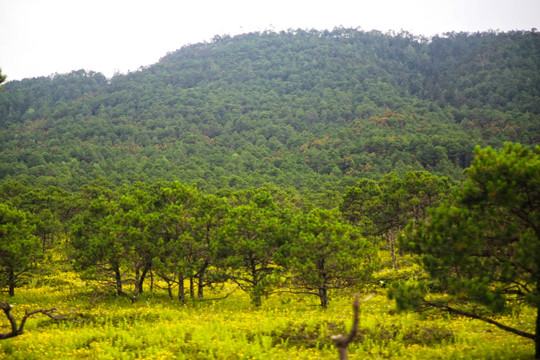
1,28 -> 539,194
1,28 -> 540,359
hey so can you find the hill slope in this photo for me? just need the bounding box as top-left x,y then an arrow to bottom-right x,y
0,28 -> 539,193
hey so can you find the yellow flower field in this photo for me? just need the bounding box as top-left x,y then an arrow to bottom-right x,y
0,273 -> 535,359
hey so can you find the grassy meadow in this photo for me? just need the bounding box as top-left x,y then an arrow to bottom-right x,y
0,267 -> 535,360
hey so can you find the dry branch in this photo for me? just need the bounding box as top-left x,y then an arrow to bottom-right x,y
331,294 -> 359,360
0,300 -> 80,340
331,294 -> 373,360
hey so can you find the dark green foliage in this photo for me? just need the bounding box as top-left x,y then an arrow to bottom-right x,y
70,189 -> 128,295
342,171 -> 451,231
270,321 -> 346,348
0,201 -> 40,296
401,325 -> 455,346
402,143 -> 539,309
398,143 -> 540,355
341,171 -> 451,269
269,319 -> 454,349
1,30 -> 537,192
425,31 -> 540,113
0,181 -> 74,294
0,182 -> 74,252
1,28 -> 539,353
152,181 -> 229,300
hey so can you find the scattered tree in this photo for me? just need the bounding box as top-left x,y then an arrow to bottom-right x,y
341,171 -> 450,269
280,208 -> 377,308
395,143 -> 540,358
0,203 -> 40,296
70,193 -> 132,298
223,188 -> 290,306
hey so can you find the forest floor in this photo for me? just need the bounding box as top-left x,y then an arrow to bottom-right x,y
0,270 -> 535,359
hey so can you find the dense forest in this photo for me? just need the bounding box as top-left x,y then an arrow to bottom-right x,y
0,28 -> 539,198
0,28 -> 539,358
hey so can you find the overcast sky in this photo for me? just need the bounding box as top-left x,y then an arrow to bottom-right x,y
1,0 -> 539,81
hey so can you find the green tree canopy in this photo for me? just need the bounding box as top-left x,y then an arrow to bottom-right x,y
396,143 -> 540,357
341,171 -> 451,269
2,30 -> 538,191
0,202 -> 40,296
279,208 -> 377,308
70,189 -> 130,297
222,187 -> 292,306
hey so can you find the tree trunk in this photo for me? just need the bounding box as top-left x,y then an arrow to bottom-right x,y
189,277 -> 195,299
114,266 -> 123,296
197,274 -> 204,299
319,287 -> 329,308
337,347 -> 348,360
136,265 -> 150,294
8,269 -> 15,297
135,266 -> 140,290
389,231 -> 399,271
178,273 -> 185,302
250,255 -> 261,307
251,292 -> 262,307
1,301 -> 79,340
197,261 -> 209,299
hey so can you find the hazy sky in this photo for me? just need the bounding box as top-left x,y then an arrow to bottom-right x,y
1,0 -> 539,81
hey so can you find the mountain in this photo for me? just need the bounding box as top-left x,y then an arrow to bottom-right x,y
0,28 -> 539,194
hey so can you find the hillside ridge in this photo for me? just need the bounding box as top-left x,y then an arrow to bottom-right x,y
0,28 -> 538,194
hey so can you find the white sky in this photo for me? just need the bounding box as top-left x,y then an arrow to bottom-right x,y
1,0 -> 539,81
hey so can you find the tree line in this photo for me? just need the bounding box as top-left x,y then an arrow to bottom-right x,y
0,169 -> 452,308
1,143 -> 539,356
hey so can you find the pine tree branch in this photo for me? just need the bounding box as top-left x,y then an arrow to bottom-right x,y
423,300 -> 534,340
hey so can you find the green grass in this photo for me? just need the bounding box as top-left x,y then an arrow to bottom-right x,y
0,271 -> 535,359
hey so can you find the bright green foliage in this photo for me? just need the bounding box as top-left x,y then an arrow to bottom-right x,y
152,181 -> 226,301
281,208 -> 377,307
6,184 -> 72,252
70,182 -> 294,304
0,182 -> 77,252
340,178 -> 381,229
398,143 -> 540,354
341,171 -> 450,268
70,190 -> 129,296
342,171 -> 450,233
0,171 -> 538,357
152,181 -> 199,300
223,188 -> 291,306
115,182 -> 161,295
186,192 -> 230,298
399,171 -> 453,221
0,202 -> 39,296
1,29 -> 540,355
